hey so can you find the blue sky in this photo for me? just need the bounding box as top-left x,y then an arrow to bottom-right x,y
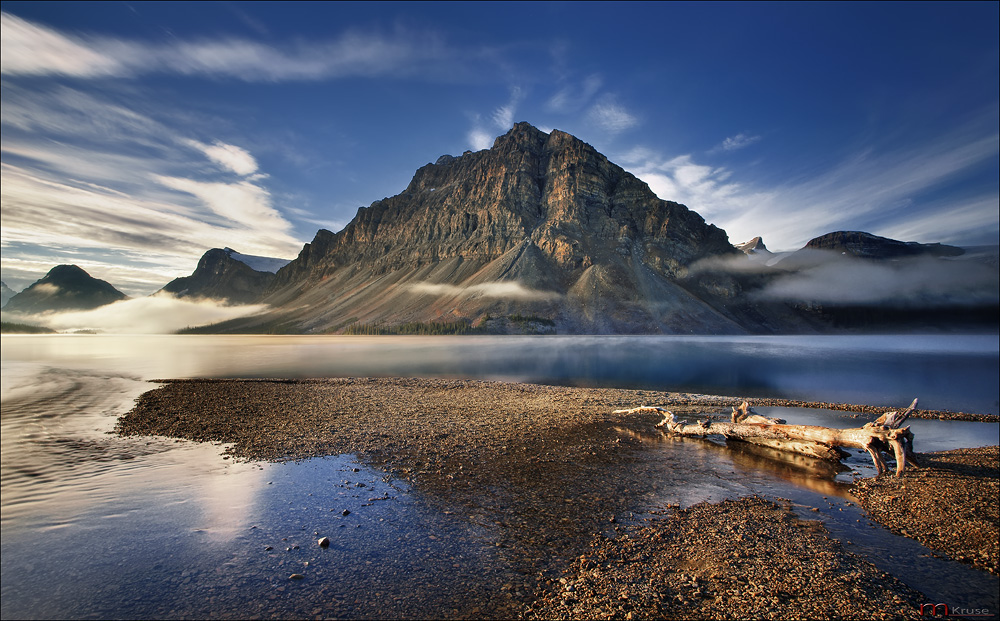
2,1 -> 997,296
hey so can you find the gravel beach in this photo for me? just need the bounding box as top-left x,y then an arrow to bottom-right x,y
115,377 -> 998,619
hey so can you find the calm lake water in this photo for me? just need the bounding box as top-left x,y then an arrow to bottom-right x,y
2,334 -> 998,619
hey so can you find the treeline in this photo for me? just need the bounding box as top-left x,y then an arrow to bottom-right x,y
343,313 -> 557,335
0,321 -> 57,334
508,312 -> 556,327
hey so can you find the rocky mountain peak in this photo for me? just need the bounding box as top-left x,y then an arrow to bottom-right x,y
278,122 -> 734,283
159,248 -> 280,304
735,237 -> 771,255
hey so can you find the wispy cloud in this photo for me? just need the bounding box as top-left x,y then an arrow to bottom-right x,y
1,12 -> 124,77
546,74 -> 602,114
408,281 -> 560,301
1,12 -> 459,82
467,127 -> 493,151
714,133 -> 761,153
186,140 -> 259,176
620,112 -> 999,249
878,196 -> 1000,245
154,176 -> 292,234
1,82 -> 303,294
465,87 -> 525,151
491,86 -> 524,130
586,95 -> 638,133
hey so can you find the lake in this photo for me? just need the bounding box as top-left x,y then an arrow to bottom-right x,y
2,334 -> 998,618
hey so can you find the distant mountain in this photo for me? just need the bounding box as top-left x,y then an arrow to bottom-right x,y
734,237 -> 771,256
212,122 -> 810,334
803,231 -> 964,259
1,281 -> 15,308
158,248 -> 287,305
3,265 -> 127,314
224,248 -> 291,274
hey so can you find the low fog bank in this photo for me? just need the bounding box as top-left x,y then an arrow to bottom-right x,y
407,281 -> 561,301
1,294 -> 270,334
694,249 -> 999,307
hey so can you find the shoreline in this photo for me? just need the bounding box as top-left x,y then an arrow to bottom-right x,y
116,377 -> 999,618
146,377 -> 1000,422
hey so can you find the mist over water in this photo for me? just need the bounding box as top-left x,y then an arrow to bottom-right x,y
4,333 -> 995,413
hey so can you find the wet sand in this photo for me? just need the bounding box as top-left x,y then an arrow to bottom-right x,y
115,377 -> 999,619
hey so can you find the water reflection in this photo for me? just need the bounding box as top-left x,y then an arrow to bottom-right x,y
3,333 -> 997,413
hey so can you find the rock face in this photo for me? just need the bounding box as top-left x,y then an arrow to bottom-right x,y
804,231 -> 963,259
229,122 -> 807,334
159,248 -> 279,305
4,265 -> 127,314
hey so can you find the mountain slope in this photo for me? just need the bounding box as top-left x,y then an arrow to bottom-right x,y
218,122 -> 808,334
3,265 -> 127,314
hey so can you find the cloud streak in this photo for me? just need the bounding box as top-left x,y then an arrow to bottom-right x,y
586,95 -> 638,133
466,87 -> 525,151
620,112 -> 999,249
1,12 -> 458,82
408,281 -> 560,301
187,140 -> 259,176
715,133 -> 761,152
546,74 -> 602,114
1,82 -> 302,295
491,87 -> 524,130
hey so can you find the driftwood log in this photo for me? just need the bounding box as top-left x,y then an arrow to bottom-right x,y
613,399 -> 921,476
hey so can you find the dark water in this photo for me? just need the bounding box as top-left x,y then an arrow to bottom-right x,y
2,334 -> 998,619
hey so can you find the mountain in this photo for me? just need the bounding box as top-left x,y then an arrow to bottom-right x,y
803,231 -> 964,259
1,281 -> 15,308
3,265 -> 127,314
212,122 -> 809,334
224,248 -> 292,274
159,248 -> 288,304
734,236 -> 772,257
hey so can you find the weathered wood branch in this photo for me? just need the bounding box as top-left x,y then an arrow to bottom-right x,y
732,401 -> 785,425
616,399 -> 921,476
